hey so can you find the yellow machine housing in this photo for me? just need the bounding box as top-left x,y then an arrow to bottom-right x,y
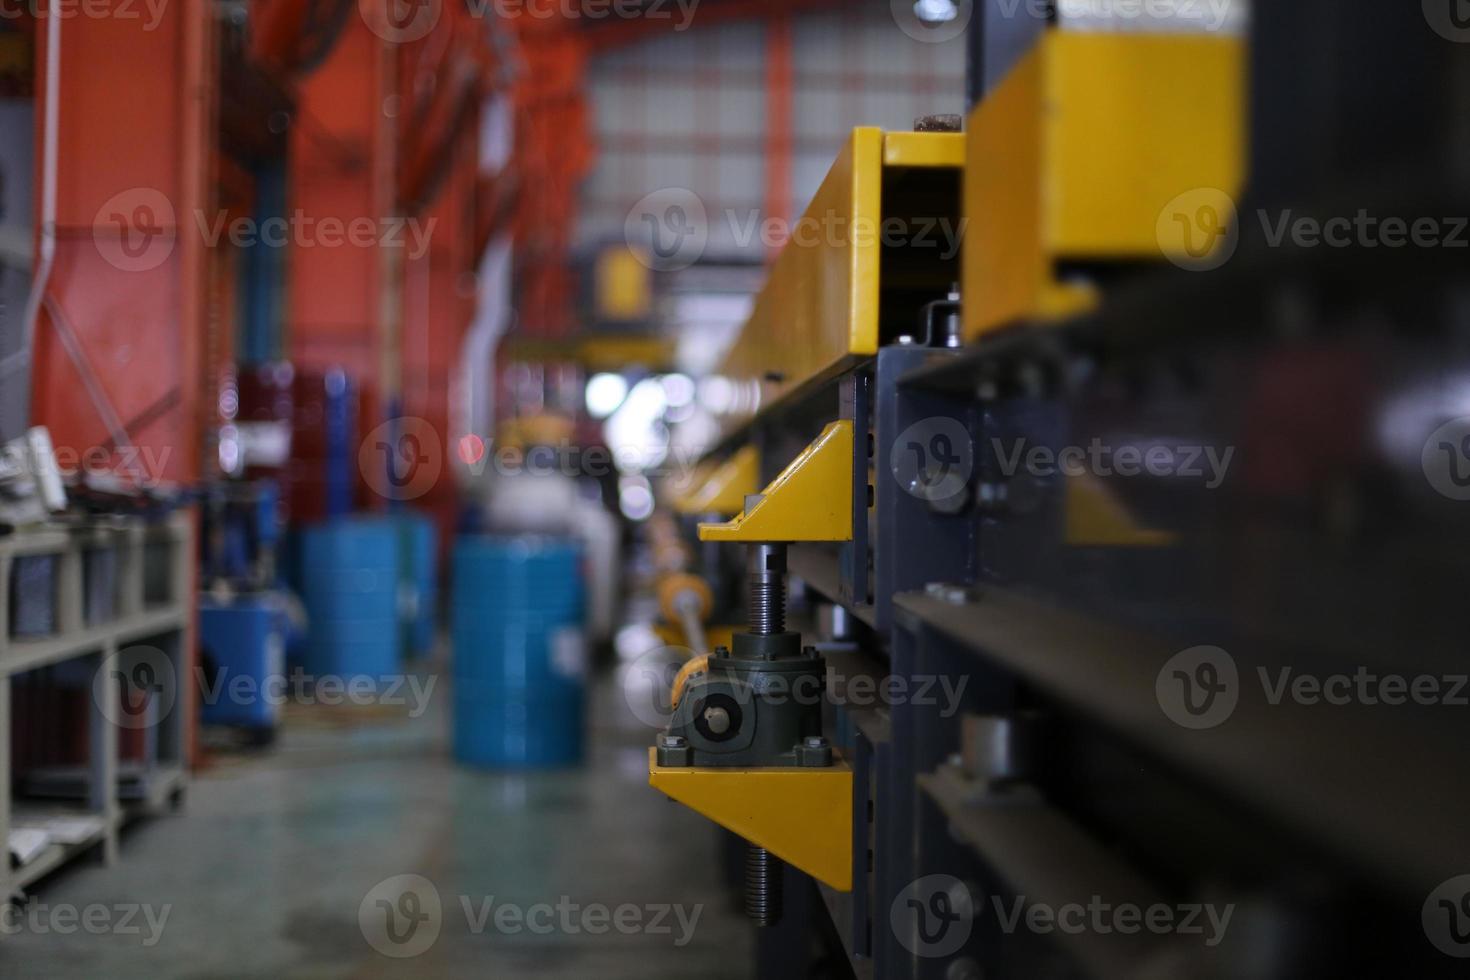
964,30 -> 1245,337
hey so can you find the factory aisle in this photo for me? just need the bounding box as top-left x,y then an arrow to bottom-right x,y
0,669 -> 752,980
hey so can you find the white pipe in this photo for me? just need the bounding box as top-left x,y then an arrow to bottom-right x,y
2,0 -> 61,395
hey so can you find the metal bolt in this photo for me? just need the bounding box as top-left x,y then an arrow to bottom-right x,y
805,736 -> 828,749
658,734 -> 687,749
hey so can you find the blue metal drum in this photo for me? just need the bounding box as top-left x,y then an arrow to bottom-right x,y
199,592 -> 287,731
451,536 -> 586,768
299,518 -> 402,680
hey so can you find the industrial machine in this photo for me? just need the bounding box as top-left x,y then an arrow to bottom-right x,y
646,4 -> 1470,978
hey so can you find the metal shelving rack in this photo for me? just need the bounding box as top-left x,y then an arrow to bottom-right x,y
0,512 -> 191,899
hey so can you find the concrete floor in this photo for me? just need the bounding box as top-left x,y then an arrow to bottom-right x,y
1,666 -> 753,979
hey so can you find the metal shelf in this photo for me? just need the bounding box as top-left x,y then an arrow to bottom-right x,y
0,514 -> 192,902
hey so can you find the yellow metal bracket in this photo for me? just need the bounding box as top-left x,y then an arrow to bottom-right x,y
649,749 -> 854,892
698,421 -> 854,543
675,446 -> 760,516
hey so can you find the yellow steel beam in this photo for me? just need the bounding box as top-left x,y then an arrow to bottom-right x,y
713,128 -> 964,423
964,31 -> 1245,338
698,421 -> 853,543
674,446 -> 760,516
883,131 -> 965,168
649,748 -> 854,892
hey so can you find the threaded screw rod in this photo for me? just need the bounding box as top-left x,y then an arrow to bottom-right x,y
747,543 -> 788,636
745,845 -> 783,926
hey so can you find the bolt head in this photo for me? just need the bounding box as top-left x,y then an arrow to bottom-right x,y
658,733 -> 687,749
805,736 -> 828,749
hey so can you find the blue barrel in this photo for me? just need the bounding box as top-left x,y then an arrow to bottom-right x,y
452,535 -> 585,768
199,592 -> 287,729
300,518 -> 402,680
